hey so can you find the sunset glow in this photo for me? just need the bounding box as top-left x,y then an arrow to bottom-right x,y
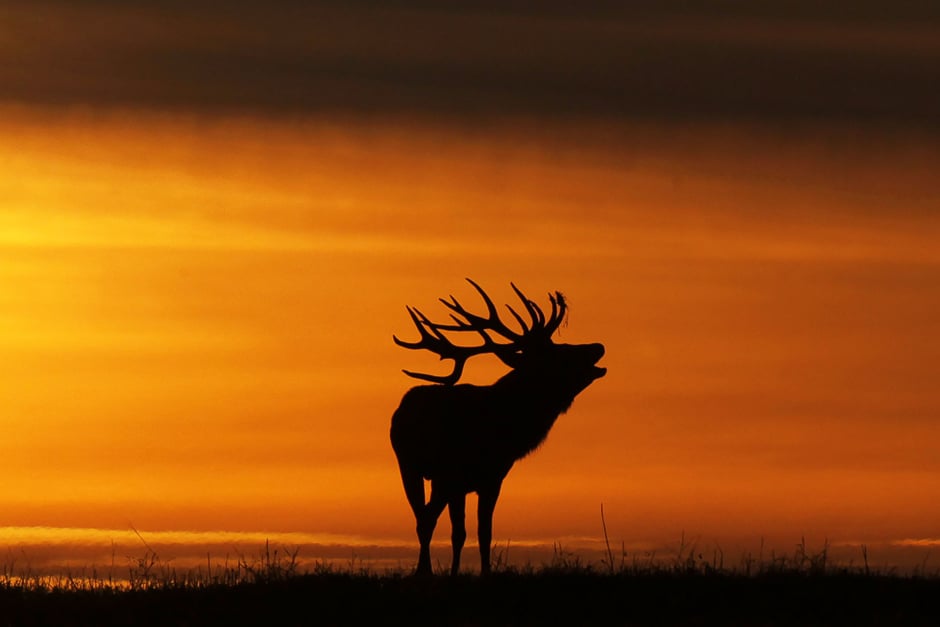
2,2 -> 940,575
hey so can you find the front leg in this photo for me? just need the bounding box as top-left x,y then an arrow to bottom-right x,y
476,480 -> 503,575
447,494 -> 467,575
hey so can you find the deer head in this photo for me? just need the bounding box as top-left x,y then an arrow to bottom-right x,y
393,278 -> 606,389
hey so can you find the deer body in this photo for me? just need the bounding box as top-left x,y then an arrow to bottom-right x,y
389,280 -> 605,575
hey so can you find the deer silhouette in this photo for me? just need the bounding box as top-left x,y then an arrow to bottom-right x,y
390,279 -> 606,575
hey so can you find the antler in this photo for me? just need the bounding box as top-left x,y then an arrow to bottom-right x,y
393,278 -> 568,385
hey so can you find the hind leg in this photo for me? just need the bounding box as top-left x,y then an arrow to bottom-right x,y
399,466 -> 437,576
415,482 -> 448,575
399,465 -> 426,519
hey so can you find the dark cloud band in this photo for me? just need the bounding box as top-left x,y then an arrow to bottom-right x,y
2,2 -> 938,127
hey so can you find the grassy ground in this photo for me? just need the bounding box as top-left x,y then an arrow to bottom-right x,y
1,542 -> 938,627
3,571 -> 938,627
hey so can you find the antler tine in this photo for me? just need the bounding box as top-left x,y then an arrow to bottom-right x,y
427,295 -> 483,331
435,278 -> 525,341
394,306 -> 489,385
543,291 -> 568,335
466,278 -> 500,317
402,360 -> 467,385
504,304 -> 530,334
392,307 -> 432,349
532,298 -> 546,326
510,283 -> 546,331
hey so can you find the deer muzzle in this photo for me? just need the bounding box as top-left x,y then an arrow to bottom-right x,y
588,343 -> 607,378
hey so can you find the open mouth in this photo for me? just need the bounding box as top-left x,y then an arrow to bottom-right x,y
590,344 -> 607,377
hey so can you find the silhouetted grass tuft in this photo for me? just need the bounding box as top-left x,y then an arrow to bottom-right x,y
1,540 -> 937,626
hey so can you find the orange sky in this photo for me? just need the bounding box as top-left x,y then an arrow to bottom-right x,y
2,103 -> 939,571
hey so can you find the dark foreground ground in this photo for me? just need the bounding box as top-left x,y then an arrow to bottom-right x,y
0,569 -> 937,627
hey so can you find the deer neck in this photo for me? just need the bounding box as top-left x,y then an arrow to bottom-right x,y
490,369 -> 574,456
496,367 -> 582,409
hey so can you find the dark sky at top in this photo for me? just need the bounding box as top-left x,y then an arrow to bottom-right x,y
3,1 -> 939,128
